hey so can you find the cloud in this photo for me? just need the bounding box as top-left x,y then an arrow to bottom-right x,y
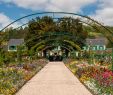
1,0 -> 113,26
0,13 -> 22,31
0,13 -> 12,30
1,0 -> 97,12
0,0 -> 99,29
90,0 -> 113,26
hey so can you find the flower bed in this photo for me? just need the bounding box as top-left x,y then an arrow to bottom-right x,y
0,59 -> 48,95
65,59 -> 113,95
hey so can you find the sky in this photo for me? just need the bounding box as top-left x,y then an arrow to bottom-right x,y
0,0 -> 113,30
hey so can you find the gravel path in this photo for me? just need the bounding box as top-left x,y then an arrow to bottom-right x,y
16,62 -> 92,95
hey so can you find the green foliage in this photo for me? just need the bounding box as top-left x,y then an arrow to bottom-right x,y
64,40 -> 81,51
0,49 -> 18,67
0,27 -> 28,43
0,48 -> 5,66
17,45 -> 26,64
25,16 -> 87,51
0,48 -> 12,66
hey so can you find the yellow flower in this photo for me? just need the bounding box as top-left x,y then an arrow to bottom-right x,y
10,87 -> 17,94
80,75 -> 90,82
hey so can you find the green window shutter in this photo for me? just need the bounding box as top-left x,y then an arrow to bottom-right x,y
99,46 -> 104,50
93,46 -> 96,50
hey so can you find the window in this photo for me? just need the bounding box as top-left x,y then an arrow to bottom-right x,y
9,46 -> 16,50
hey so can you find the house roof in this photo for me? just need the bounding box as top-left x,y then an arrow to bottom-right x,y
86,38 -> 106,46
8,39 -> 24,46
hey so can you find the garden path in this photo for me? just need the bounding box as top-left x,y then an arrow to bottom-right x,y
16,62 -> 92,95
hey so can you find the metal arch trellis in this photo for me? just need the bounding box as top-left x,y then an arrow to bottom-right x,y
5,17 -> 113,40
0,11 -> 91,31
7,17 -> 113,40
13,18 -> 98,31
0,12 -> 113,37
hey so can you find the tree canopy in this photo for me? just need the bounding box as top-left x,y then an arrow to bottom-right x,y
25,16 -> 88,50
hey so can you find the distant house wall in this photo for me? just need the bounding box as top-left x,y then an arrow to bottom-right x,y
83,38 -> 107,51
8,39 -> 24,51
83,45 -> 106,51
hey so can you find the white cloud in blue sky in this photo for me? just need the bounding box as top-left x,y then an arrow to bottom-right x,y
0,0 -> 97,12
0,12 -> 22,29
0,13 -> 11,27
90,0 -> 113,25
0,0 -> 113,29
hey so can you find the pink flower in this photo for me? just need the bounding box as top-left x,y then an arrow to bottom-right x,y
102,71 -> 113,79
102,72 -> 110,79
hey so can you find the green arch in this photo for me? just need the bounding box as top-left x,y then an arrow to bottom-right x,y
38,45 -> 72,52
29,38 -> 81,53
